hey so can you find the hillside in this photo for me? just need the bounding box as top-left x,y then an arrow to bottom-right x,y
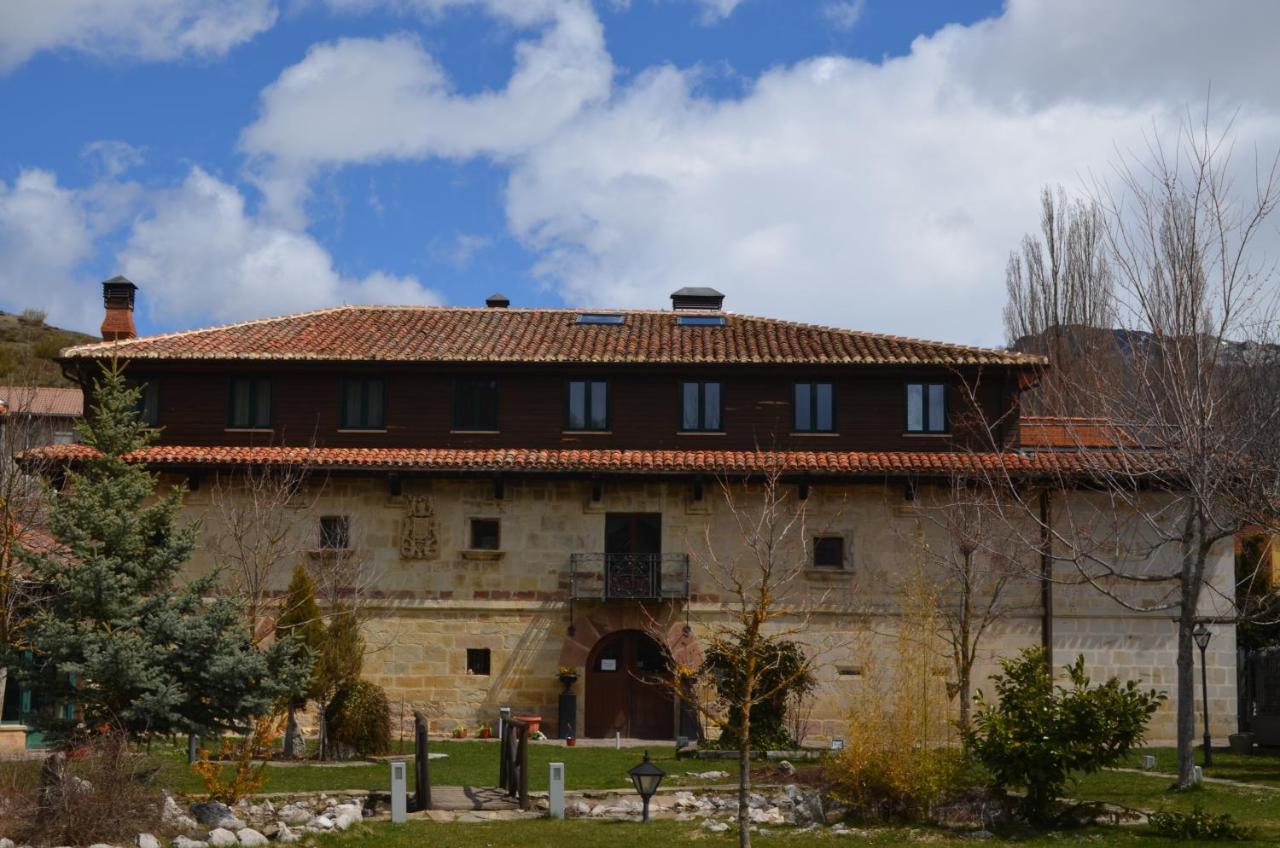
0,309 -> 97,387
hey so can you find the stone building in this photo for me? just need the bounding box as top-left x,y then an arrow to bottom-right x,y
35,278 -> 1238,743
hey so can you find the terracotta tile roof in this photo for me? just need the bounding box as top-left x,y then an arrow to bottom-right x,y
22,443 -> 1152,478
59,306 -> 1043,368
0,386 -> 82,417
1020,416 -> 1139,450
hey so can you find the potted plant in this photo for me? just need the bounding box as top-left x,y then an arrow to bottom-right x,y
558,666 -> 579,692
477,724 -> 492,739
452,724 -> 468,739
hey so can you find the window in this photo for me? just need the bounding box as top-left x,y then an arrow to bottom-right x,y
566,380 -> 609,430
577,313 -> 625,325
794,382 -> 835,432
228,377 -> 271,429
677,314 -> 725,327
470,518 -> 500,550
906,382 -> 947,433
341,378 -> 385,429
319,515 -> 350,550
53,430 -> 75,445
131,379 -> 159,427
466,648 -> 491,676
454,378 -> 499,430
813,535 -> 845,569
681,381 -> 722,431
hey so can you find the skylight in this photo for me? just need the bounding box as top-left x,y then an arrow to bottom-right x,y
677,314 -> 725,327
577,313 -> 625,325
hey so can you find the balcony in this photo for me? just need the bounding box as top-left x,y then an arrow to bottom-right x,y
569,553 -> 690,601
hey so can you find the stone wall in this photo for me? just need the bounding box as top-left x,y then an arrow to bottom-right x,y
176,473 -> 1239,743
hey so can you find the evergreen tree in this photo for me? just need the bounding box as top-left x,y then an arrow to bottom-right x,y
275,564 -> 324,756
313,609 -> 364,759
21,364 -> 303,738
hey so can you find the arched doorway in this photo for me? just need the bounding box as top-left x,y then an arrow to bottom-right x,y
585,629 -> 675,739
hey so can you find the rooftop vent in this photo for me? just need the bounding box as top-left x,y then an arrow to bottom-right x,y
577,313 -> 625,325
670,287 -> 724,311
485,293 -> 510,308
677,314 -> 725,327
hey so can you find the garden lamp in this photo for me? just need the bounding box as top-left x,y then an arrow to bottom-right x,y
628,751 -> 665,822
1193,622 -> 1212,766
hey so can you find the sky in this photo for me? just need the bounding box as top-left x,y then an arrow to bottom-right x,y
1,0 -> 1278,346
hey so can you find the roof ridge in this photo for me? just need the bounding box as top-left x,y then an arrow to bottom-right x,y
61,302 -> 1042,363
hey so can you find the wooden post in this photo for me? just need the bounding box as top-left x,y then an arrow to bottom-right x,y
517,722 -> 530,811
413,710 -> 432,811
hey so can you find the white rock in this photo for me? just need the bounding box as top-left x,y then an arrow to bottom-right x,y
235,830 -> 267,848
331,803 -> 363,821
0,838 -> 14,848
137,834 -> 161,848
206,830 -> 237,848
702,820 -> 730,833
172,837 -> 207,848
570,801 -> 591,816
333,814 -> 357,831
277,806 -> 311,827
691,770 -> 729,780
275,824 -> 299,845
309,816 -> 334,830
87,843 -> 114,848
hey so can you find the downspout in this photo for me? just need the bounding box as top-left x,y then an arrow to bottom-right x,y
1039,488 -> 1053,669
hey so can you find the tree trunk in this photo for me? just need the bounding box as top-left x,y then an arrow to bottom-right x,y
737,711 -> 751,848
1175,594 -> 1197,788
957,665 -> 972,739
283,702 -> 302,759
0,666 -> 8,720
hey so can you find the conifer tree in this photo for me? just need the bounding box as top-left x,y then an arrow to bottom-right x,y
21,364 -> 304,738
275,563 -> 324,757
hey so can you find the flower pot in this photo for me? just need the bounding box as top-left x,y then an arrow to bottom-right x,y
566,736 -> 576,747
559,673 -> 579,693
1229,732 -> 1255,756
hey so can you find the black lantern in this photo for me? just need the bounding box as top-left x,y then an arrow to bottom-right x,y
1193,622 -> 1213,766
628,751 -> 666,822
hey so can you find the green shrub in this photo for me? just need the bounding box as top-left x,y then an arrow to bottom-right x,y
702,635 -> 815,751
965,647 -> 1164,824
325,679 -> 391,758
1149,804 -> 1248,840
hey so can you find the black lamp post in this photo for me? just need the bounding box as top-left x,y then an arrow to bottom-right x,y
628,751 -> 666,822
1193,622 -> 1213,767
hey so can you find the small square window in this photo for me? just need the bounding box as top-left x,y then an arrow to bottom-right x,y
320,516 -> 350,550
467,648 -> 491,676
470,518 -> 500,550
813,535 -> 844,569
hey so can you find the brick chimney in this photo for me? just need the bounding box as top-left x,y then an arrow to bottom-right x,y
100,276 -> 138,341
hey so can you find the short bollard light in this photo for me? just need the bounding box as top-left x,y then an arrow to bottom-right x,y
549,762 -> 565,820
390,760 -> 407,823
628,751 -> 666,823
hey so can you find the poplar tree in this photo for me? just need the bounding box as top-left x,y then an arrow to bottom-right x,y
275,563 -> 324,757
22,364 -> 303,738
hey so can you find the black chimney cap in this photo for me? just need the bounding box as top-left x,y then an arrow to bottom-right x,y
103,275 -> 138,306
485,293 -> 510,308
670,287 -> 724,311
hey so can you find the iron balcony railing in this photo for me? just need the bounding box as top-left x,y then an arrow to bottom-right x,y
569,553 -> 690,601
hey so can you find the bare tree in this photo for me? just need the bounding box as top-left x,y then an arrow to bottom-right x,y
653,460 -> 826,848
208,462 -> 315,642
0,376 -> 63,712
907,474 -> 1030,735
992,108 -> 1280,788
1004,186 -> 1116,415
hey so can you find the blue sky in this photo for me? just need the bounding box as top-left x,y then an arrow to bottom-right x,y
1,1 -> 1275,345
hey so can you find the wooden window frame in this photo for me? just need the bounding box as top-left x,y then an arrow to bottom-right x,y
565,379 -> 610,431
227,377 -> 271,429
905,382 -> 949,434
679,380 -> 723,432
812,535 -> 845,570
453,378 -> 500,431
340,377 -> 386,430
793,382 -> 836,433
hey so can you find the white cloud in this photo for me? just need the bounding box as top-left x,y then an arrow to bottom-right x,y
241,0 -> 611,224
499,0 -> 1280,344
0,170 -> 144,332
119,167 -> 443,326
82,140 -> 146,179
690,0 -> 746,24
821,0 -> 864,32
0,0 -> 277,72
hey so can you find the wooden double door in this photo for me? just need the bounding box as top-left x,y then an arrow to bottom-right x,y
584,629 -> 675,740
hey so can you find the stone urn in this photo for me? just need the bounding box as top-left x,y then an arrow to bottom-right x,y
558,672 -> 579,693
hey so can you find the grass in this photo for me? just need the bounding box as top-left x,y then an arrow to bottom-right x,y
0,739 -> 742,796
1120,746 -> 1280,788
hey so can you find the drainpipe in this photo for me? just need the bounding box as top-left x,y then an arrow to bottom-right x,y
1039,488 -> 1053,670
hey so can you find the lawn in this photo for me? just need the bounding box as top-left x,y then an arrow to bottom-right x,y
0,739 -> 742,796
1120,746 -> 1280,788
